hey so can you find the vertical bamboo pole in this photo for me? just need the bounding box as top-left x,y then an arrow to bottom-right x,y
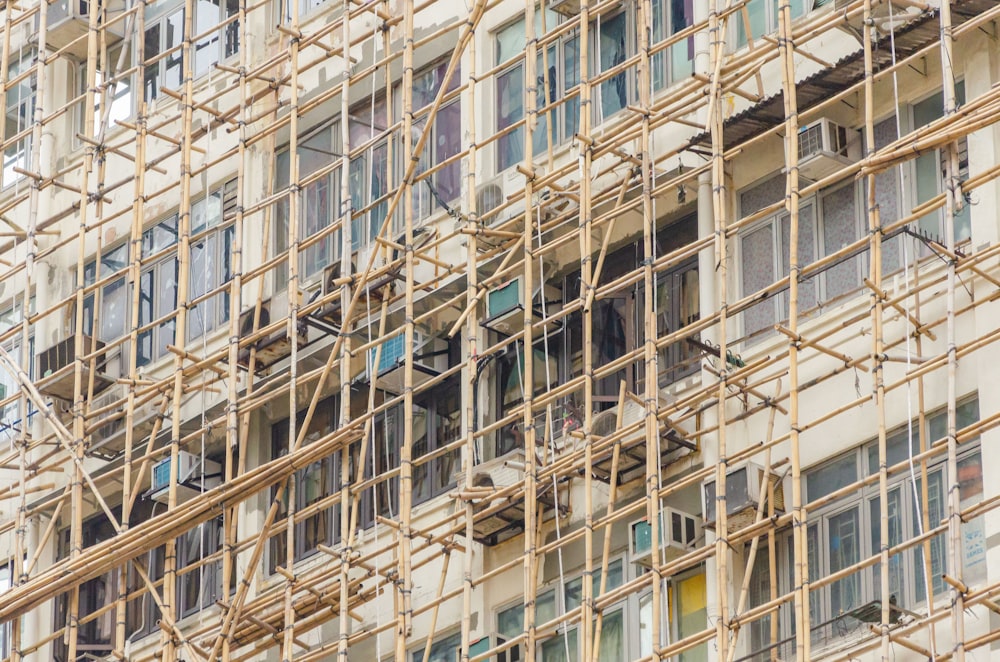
574,0 -> 594,660
280,0 -> 303,655
337,2 -> 356,661
861,1 -> 892,657
638,0 -> 665,660
708,0 -> 731,658
281,475 -> 296,661
775,2 -> 808,660
938,0 -> 965,658
67,0 -> 104,656
397,0 -> 416,658
221,0 -> 249,658
161,0 -> 200,656
13,0 -> 47,658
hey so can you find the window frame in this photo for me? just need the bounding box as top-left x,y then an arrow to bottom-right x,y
177,515 -> 224,619
268,395 -> 341,573
3,49 -> 36,189
493,9 -> 579,173
737,176 -> 867,340
906,81 -> 971,246
142,0 -> 239,104
84,179 -> 235,369
745,398 -> 983,658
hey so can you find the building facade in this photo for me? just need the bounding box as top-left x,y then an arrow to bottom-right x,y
0,0 -> 997,660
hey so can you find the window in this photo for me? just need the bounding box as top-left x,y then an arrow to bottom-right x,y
143,0 -> 238,103
404,61 -> 462,225
653,258 -> 700,386
594,9 -> 631,120
178,516 -> 224,618
276,0 -> 334,23
412,378 -> 461,505
274,124 -> 341,287
408,630 -> 463,662
188,179 -> 236,341
495,337 -> 563,458
746,398 -> 983,658
84,242 -> 130,345
85,180 -> 235,367
651,0 -> 695,91
348,99 -> 389,253
4,50 -> 35,188
494,9 -> 578,172
0,299 -> 34,444
54,515 -> 118,661
275,62 -> 460,287
739,176 -> 865,339
733,0 -> 816,50
911,83 -> 969,244
495,560 -> 706,662
125,542 -> 165,643
78,47 -> 133,139
137,216 -> 178,366
270,396 -> 340,573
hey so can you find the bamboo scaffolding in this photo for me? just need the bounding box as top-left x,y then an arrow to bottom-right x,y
1,0 -> 1000,661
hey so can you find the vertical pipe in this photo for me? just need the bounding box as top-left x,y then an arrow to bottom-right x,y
459,12 -> 478,662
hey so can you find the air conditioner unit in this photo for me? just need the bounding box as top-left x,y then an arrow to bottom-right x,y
797,118 -> 861,181
549,0 -> 581,16
591,398 -> 645,438
476,172 -> 526,228
149,450 -> 221,504
483,276 -> 526,335
86,384 -> 160,460
41,0 -> 128,58
36,333 -> 112,400
630,507 -> 703,567
703,461 -> 786,533
455,449 -> 526,491
368,332 -> 442,394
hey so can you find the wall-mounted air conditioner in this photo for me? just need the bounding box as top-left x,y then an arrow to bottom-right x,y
797,118 -> 861,181
475,171 -> 526,228
149,450 -> 221,504
36,333 -> 112,400
548,0 -> 581,16
630,508 -> 702,567
41,0 -> 128,58
86,384 -> 159,460
703,461 -> 786,533
591,398 -> 645,438
454,449 -> 526,490
368,332 -> 442,394
483,276 -> 528,336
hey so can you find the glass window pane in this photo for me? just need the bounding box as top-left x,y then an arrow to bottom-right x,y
540,627 -> 577,662
596,608 -> 624,662
806,453 -> 857,502
828,507 -> 862,616
497,65 -> 524,171
195,0 -> 221,76
597,12 -> 628,119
